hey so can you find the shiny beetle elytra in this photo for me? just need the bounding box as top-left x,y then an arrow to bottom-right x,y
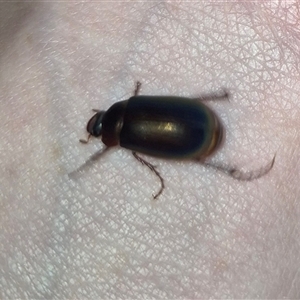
76,82 -> 275,199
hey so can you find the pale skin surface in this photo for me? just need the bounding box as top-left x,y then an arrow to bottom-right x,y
1,2 -> 300,298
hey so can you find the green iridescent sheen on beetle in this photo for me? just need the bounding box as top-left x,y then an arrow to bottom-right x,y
99,96 -> 223,160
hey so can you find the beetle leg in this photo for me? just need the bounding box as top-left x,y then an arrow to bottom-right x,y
196,89 -> 230,102
204,155 -> 275,181
68,147 -> 110,178
79,134 -> 91,144
92,109 -> 101,112
134,81 -> 142,96
132,151 -> 165,199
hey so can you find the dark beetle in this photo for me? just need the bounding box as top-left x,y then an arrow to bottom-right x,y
78,82 -> 275,199
85,91 -> 223,159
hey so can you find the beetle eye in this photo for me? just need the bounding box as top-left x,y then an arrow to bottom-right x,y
86,111 -> 106,137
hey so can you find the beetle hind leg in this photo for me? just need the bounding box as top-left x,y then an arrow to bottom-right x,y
204,155 -> 276,181
132,151 -> 165,199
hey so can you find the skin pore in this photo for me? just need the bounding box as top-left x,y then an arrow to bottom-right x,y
1,2 -> 300,298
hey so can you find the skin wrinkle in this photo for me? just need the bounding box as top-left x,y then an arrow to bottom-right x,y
1,1 -> 300,299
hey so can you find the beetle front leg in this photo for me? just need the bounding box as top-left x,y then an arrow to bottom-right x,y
132,151 -> 165,199
68,147 -> 110,178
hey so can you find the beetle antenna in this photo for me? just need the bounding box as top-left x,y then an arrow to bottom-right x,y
204,155 -> 275,181
132,151 -> 165,200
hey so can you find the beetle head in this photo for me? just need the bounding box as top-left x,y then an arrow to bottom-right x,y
86,111 -> 106,137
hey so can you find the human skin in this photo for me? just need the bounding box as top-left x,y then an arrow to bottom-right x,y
1,1 -> 300,299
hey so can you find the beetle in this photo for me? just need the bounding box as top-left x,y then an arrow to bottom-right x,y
76,82 -> 275,199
